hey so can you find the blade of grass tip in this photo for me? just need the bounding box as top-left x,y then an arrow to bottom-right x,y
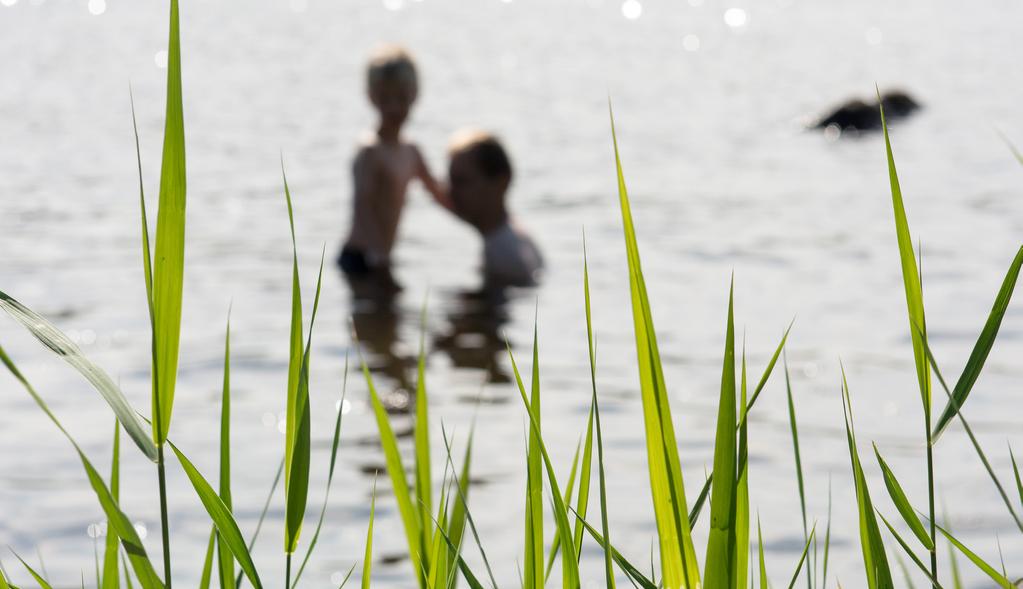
128,87 -> 154,326
0,292 -> 157,461
1010,446 -> 1023,510
996,129 -> 1023,167
572,399 -> 595,566
784,355 -> 809,551
335,563 -> 356,589
918,330 -> 1023,533
734,345 -> 750,589
102,422 -> 121,589
932,245 -> 1023,440
0,561 -> 10,589
10,550 -> 52,589
822,477 -> 832,589
356,336 -> 424,586
872,446 -> 934,550
168,443 -> 262,588
786,525 -> 817,589
934,523 -> 1013,588
282,164 -> 304,560
840,367 -> 894,589
704,280 -> 738,589
876,512 -> 941,586
582,239 -> 616,589
428,508 -> 487,589
217,312 -> 234,589
293,354 -> 350,587
0,344 -> 164,589
507,329 -> 582,589
609,103 -> 700,587
443,431 -> 474,589
199,530 -> 216,589
514,319 -> 543,589
440,425 -> 499,589
235,458 -> 284,589
757,517 -> 768,589
362,482 -> 377,589
34,550 -> 49,586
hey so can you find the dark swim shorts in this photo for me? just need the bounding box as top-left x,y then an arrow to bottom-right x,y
338,246 -> 371,276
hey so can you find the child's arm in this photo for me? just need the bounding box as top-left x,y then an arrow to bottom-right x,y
413,146 -> 453,210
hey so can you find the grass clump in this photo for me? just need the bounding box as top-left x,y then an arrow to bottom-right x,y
2,3 -> 1023,589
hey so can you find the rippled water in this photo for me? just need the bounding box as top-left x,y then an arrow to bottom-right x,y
2,0 -> 1022,585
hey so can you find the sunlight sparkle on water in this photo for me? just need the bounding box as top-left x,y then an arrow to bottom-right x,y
0,0 -> 16,6
723,7 -> 747,28
382,0 -> 403,10
289,0 -> 307,13
683,34 -> 700,51
154,50 -> 168,69
621,0 -> 641,20
336,398 -> 353,415
87,0 -> 105,15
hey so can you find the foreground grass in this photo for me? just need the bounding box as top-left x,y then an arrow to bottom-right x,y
2,2 -> 1023,588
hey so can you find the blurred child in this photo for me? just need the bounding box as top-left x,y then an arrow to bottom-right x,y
339,45 -> 447,285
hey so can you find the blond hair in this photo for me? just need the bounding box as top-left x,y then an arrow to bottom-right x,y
449,128 -> 513,179
366,44 -> 418,95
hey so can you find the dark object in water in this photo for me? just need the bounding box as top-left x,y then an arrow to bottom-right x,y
812,90 -> 921,132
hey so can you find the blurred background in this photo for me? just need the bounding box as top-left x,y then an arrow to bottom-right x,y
1,0 -> 1022,585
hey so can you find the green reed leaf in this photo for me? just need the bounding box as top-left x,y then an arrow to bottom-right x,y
872,446 -> 934,550
10,550 -> 52,589
935,523 -> 1013,588
362,485 -> 376,589
102,422 -> 121,589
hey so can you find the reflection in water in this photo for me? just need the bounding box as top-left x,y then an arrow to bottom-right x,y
432,288 -> 513,385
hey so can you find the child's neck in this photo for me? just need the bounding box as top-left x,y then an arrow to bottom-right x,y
376,123 -> 402,144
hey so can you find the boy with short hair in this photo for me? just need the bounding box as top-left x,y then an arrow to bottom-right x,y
447,129 -> 543,287
340,45 -> 446,282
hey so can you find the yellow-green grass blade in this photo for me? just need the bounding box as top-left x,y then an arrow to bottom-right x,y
704,281 -> 738,588
0,292 -> 157,461
544,441 -> 582,581
283,165 -> 303,488
0,345 -> 164,589
573,401 -> 595,565
0,562 -> 10,589
821,479 -> 833,589
151,0 -> 187,444
1010,446 -> 1023,510
784,355 -> 809,549
217,314 -> 234,589
10,550 -> 52,589
872,446 -> 933,550
415,302 -> 433,553
293,356 -> 349,587
997,131 -> 1023,167
785,525 -> 816,589
918,331 -> 1023,532
430,508 -> 487,589
935,524 -> 1013,588
335,564 -> 356,589
876,512 -> 941,587
516,321 -> 544,589
582,240 -> 616,589
734,349 -> 750,589
169,442 -> 261,588
879,91 -> 931,416
576,515 -> 657,589
443,435 -> 473,589
609,104 -> 700,588
756,518 -> 768,589
932,246 -> 1023,440
234,459 -> 285,589
508,332 -> 581,589
362,485 -> 376,589
102,422 -> 121,589
947,530 -> 963,589
840,370 -> 894,589
199,530 -> 216,589
360,349 -> 424,584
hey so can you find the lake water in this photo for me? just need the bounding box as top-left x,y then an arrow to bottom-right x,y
2,0 -> 1022,585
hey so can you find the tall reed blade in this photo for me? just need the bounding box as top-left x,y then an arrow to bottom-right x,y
218,315 -> 234,588
609,102 -> 700,588
521,321 -> 544,589
361,485 -> 377,589
935,524 -> 1014,588
101,422 -> 121,589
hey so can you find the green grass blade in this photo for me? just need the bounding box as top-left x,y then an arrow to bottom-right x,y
840,369 -> 894,589
169,442 -> 261,588
362,485 -> 376,589
442,432 -> 473,589
0,345 -> 164,589
932,246 -> 1023,440
935,524 -> 1013,588
235,459 -> 284,589
293,355 -> 349,587
218,314 -> 234,589
573,401 -> 595,565
544,441 -> 582,581
508,330 -> 581,589
10,550 -> 52,589
784,356 -> 809,548
414,302 -> 433,554
872,446 -> 933,550
609,103 -> 700,587
102,422 -> 121,589
704,281 -> 738,588
879,91 -> 931,415
359,348 -> 423,583
997,131 -> 1023,167
785,525 -> 816,589
821,479 -> 832,589
1010,446 -> 1023,510
0,291 -> 157,461
583,240 -> 616,589
734,348 -> 750,589
876,512 -> 940,587
757,518 -> 768,589
576,515 -> 657,589
894,553 -> 917,589
429,509 -> 487,589
516,320 -> 544,589
440,425 -> 498,589
199,530 -> 216,589
151,0 -> 187,444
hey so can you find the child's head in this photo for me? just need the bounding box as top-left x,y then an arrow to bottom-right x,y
366,45 -> 419,129
447,129 -> 513,231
